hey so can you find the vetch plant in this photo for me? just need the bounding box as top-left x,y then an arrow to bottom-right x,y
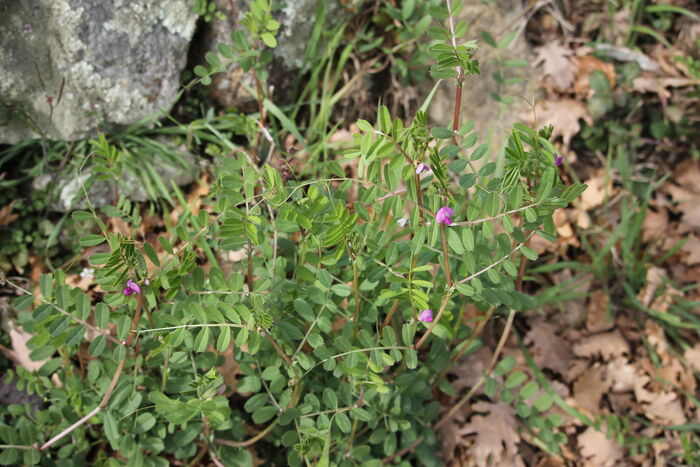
0,1 -> 587,466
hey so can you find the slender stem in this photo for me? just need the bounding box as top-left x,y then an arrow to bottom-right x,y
161,348 -> 170,392
351,260 -> 361,329
247,238 -> 254,292
434,309 -> 516,429
455,238 -> 530,285
138,323 -> 244,334
446,0 -> 464,139
450,202 -> 540,226
0,444 -> 37,450
451,307 -> 495,363
262,330 -> 294,367
40,356 -> 127,451
414,172 -> 424,224
266,201 -> 278,286
414,291 -> 452,350
216,420 -> 279,448
382,299 -> 400,328
440,225 -> 453,287
214,380 -> 303,448
384,309 -> 516,463
344,387 -> 365,455
125,293 -> 143,348
4,279 -> 123,346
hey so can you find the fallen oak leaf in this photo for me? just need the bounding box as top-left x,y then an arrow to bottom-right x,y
577,424 -> 624,467
0,321 -> 50,372
573,365 -> 609,414
533,40 -> 577,90
530,99 -> 593,147
524,319 -> 572,375
0,202 -> 19,227
642,391 -> 686,425
573,329 -> 630,361
580,168 -> 614,211
460,401 -> 523,467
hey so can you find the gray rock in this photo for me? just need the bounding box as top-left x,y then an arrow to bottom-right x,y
0,378 -> 44,412
0,0 -> 198,143
33,149 -> 196,212
426,0 -> 536,152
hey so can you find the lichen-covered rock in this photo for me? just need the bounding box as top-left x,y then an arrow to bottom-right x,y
33,151 -> 196,212
0,0 -> 197,143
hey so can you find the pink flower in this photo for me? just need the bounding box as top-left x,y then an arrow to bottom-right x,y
554,154 -> 564,166
419,309 -> 433,323
435,206 -> 454,226
415,162 -> 430,174
123,279 -> 141,296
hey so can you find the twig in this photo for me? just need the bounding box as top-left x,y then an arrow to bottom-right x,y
261,330 -> 294,367
39,289 -> 148,450
351,258 -> 361,331
436,309 -> 515,428
440,224 -> 453,287
382,299 -> 400,328
215,419 -> 279,448
4,279 -> 122,346
40,356 -> 126,451
450,202 -> 540,227
385,309 -> 516,463
214,381 -> 303,448
456,239 -> 530,285
446,0 -> 464,137
414,239 -> 527,349
414,291 -> 452,350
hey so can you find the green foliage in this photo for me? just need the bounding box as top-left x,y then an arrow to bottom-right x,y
194,0 -> 279,85
0,2 -> 587,466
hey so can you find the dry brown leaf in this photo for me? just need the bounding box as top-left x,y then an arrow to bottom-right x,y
535,456 -> 566,467
632,74 -> 700,98
534,41 -> 576,89
438,418 -> 470,465
674,159 -> 700,193
637,266 -> 682,313
681,235 -> 700,265
554,209 -> 574,238
586,289 -> 612,333
642,208 -> 669,244
577,424 -> 624,467
572,55 -> 616,94
525,319 -> 572,375
573,366 -> 609,414
531,99 -> 592,147
645,321 -> 670,361
460,402 -> 523,467
606,357 -> 641,394
643,391 -> 686,425
1,321 -> 49,372
580,168 -> 614,211
450,346 -> 492,395
575,208 -> 591,229
573,330 -> 630,360
0,202 -> 19,227
684,344 -> 700,373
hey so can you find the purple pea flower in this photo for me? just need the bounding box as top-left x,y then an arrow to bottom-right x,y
419,309 -> 433,323
435,206 -> 454,226
554,154 -> 564,166
123,279 -> 141,296
415,162 -> 431,175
